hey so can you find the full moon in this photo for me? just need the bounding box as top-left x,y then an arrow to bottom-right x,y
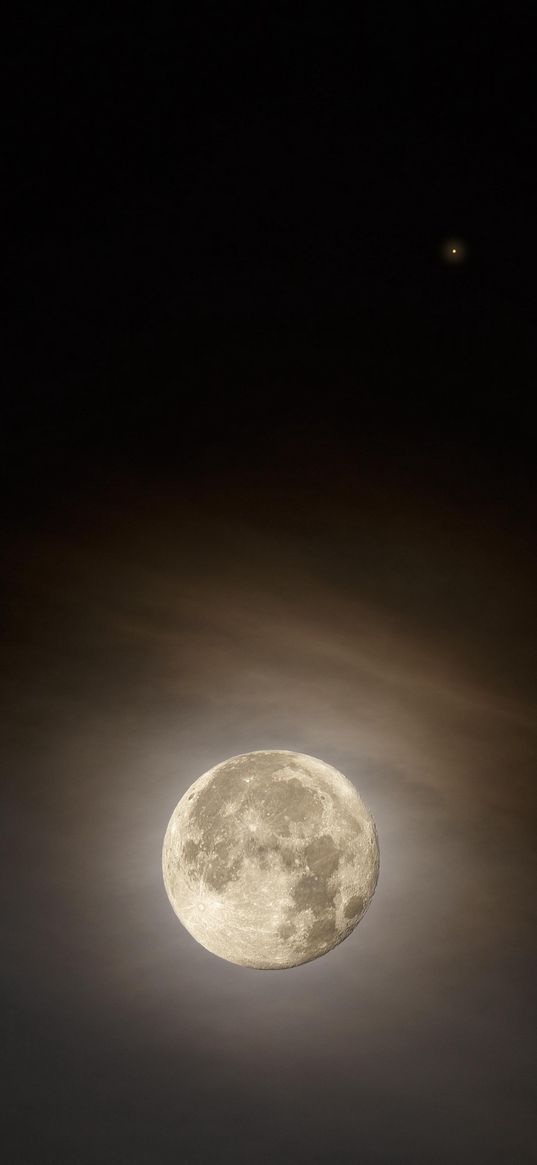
162,750 -> 380,969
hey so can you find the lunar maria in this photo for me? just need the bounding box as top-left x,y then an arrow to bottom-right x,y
162,750 -> 379,969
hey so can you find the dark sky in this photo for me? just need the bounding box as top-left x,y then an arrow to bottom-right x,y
3,6 -> 537,1163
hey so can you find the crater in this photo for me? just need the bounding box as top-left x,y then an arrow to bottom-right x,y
344,894 -> 364,919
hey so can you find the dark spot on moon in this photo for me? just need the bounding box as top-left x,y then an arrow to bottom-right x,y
280,847 -> 299,870
182,839 -> 200,865
278,921 -> 296,940
304,834 -> 340,877
307,914 -> 337,946
292,873 -> 336,913
344,894 -> 364,919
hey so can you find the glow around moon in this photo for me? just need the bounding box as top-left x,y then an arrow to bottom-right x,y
162,750 -> 380,969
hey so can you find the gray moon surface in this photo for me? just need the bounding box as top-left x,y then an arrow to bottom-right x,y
162,750 -> 380,969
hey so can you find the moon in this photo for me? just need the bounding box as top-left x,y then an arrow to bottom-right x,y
162,750 -> 380,969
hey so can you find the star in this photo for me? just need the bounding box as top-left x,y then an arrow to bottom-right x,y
441,237 -> 467,264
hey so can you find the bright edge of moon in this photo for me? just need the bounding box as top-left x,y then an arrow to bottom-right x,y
162,750 -> 380,970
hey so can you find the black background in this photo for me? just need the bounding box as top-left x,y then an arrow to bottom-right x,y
3,5 -> 536,1163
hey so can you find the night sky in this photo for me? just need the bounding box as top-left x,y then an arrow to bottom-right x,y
3,6 -> 537,1163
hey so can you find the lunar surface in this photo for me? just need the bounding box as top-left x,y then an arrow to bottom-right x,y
162,750 -> 380,969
